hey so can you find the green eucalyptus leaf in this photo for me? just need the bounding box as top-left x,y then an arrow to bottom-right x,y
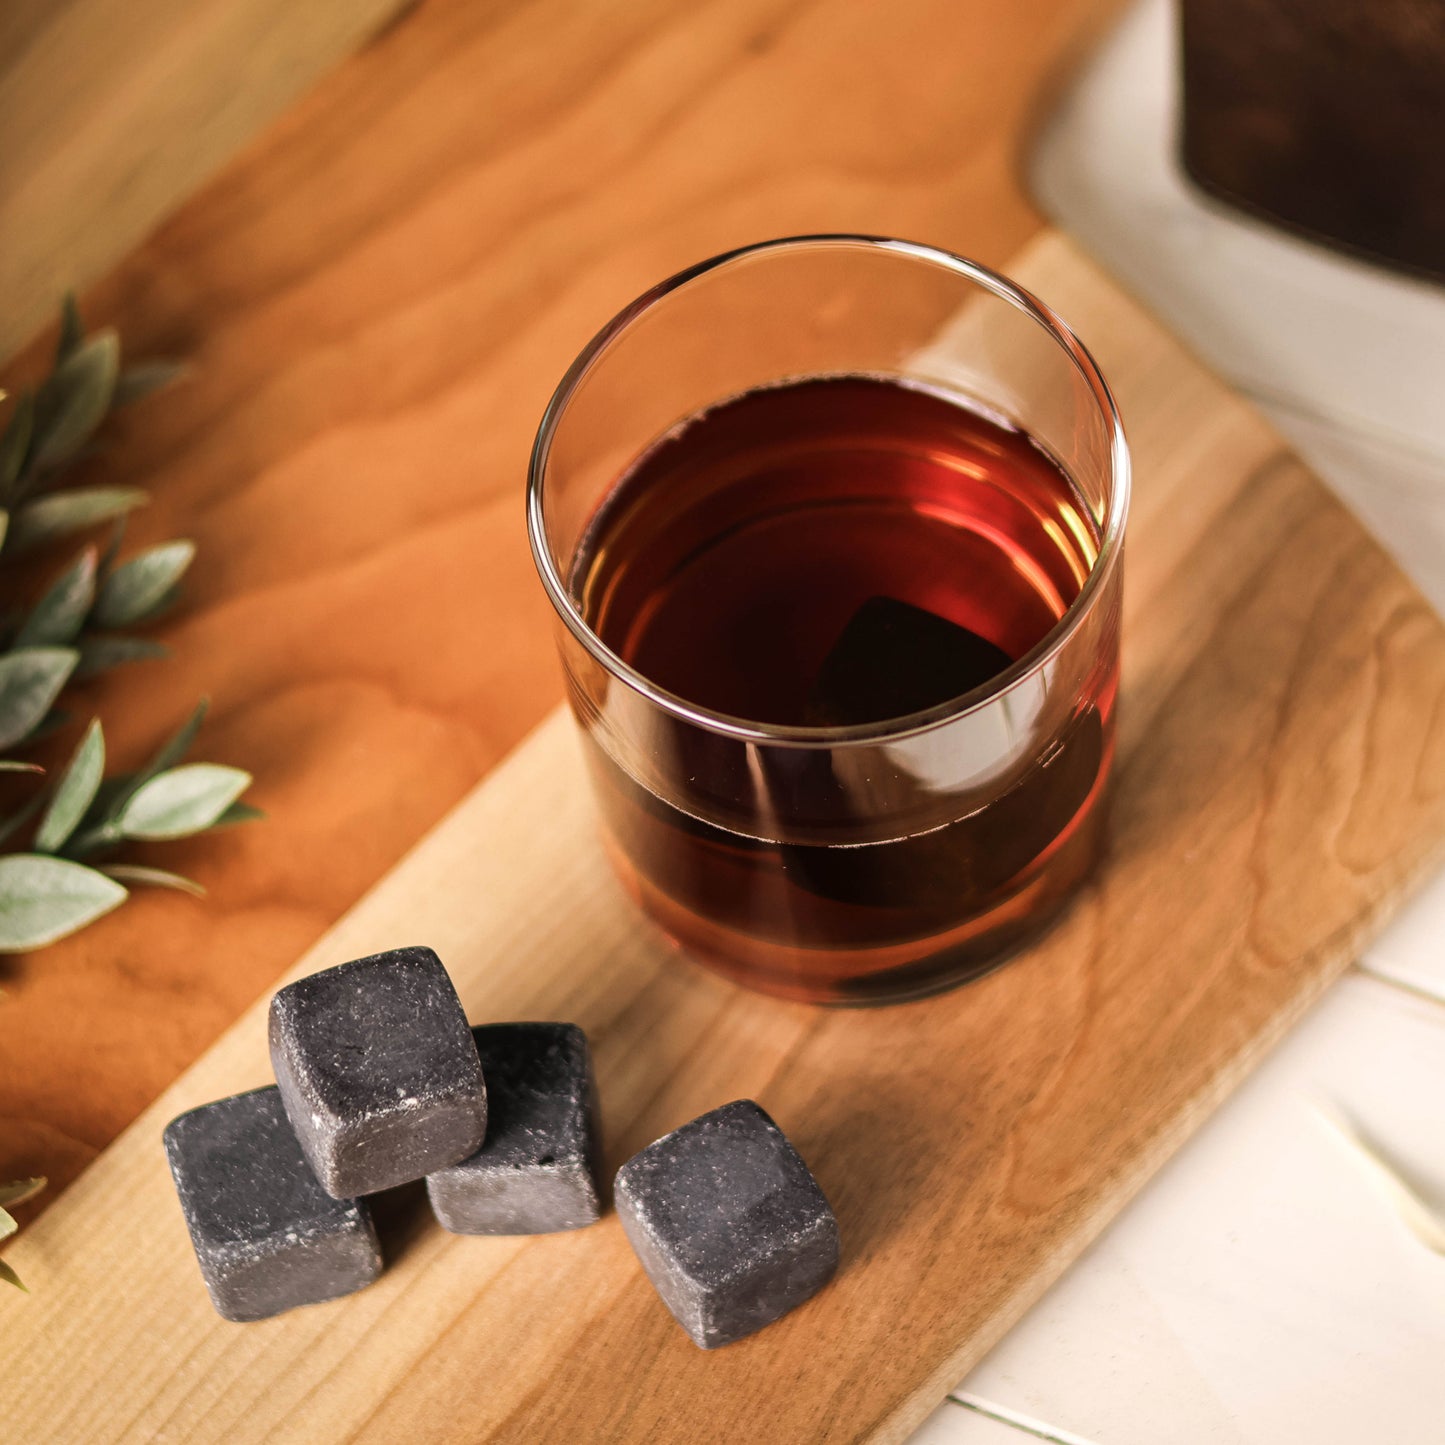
0,647 -> 79,751
5,487 -> 147,554
0,1178 -> 45,1209
35,719 -> 104,853
117,763 -> 251,840
83,772 -> 135,825
56,294 -> 84,366
0,1191 -> 32,1291
81,702 -> 212,844
214,800 -> 264,827
73,636 -> 169,681
59,820 -> 121,860
93,539 -> 195,628
24,707 -> 75,746
32,329 -> 120,470
99,864 -> 205,897
98,515 -> 128,573
15,548 -> 98,648
133,582 -> 182,624
113,361 -> 187,408
0,854 -> 127,951
137,699 -> 207,787
85,701 -> 209,840
0,393 -> 35,493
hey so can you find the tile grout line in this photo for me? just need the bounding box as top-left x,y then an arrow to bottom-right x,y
1353,960 -> 1445,1014
945,1392 -> 1103,1445
933,967 -> 1445,1445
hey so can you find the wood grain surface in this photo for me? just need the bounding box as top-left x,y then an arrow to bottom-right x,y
0,0 -> 1122,1213
5,234 -> 1445,1444
0,0 -> 412,359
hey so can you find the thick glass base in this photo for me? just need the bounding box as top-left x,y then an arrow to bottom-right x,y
603,802 -> 1106,1007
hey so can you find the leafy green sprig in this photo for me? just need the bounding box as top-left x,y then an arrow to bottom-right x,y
0,1177 -> 45,1290
0,698 -> 257,949
0,299 -> 257,1287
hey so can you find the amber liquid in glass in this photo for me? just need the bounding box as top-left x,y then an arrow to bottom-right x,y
571,376 -> 1115,1002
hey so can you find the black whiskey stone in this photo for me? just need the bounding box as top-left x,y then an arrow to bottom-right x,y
427,1023 -> 603,1235
269,946 -> 487,1198
163,1086 -> 382,1322
782,703 -> 1105,913
807,595 -> 1013,726
614,1099 -> 839,1349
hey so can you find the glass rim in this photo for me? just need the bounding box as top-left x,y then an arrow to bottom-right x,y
526,233 -> 1131,747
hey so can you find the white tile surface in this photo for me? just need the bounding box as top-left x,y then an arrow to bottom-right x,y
1258,410 -> 1445,618
955,974 -> 1445,1445
912,1397 -> 1083,1445
903,7 -> 1445,1442
947,1397 -> 1103,1445
1359,864 -> 1445,1005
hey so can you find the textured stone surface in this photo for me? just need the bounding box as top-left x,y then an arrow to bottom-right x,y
163,1086 -> 382,1322
427,1022 -> 602,1235
614,1099 -> 839,1350
269,946 -> 486,1197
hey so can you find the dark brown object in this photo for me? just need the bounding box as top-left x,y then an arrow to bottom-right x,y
1181,0 -> 1445,281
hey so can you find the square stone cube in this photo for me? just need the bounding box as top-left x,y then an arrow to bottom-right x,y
163,1086 -> 382,1322
807,595 -> 1013,726
427,1022 -> 602,1234
269,946 -> 486,1197
615,1099 -> 839,1349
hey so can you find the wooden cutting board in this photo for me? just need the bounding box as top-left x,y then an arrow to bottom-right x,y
6,232 -> 1445,1443
0,0 -> 1126,1201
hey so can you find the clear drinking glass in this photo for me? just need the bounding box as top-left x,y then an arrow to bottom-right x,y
527,236 -> 1129,1005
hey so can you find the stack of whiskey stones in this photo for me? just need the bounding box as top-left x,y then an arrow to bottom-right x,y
163,946 -> 838,1349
